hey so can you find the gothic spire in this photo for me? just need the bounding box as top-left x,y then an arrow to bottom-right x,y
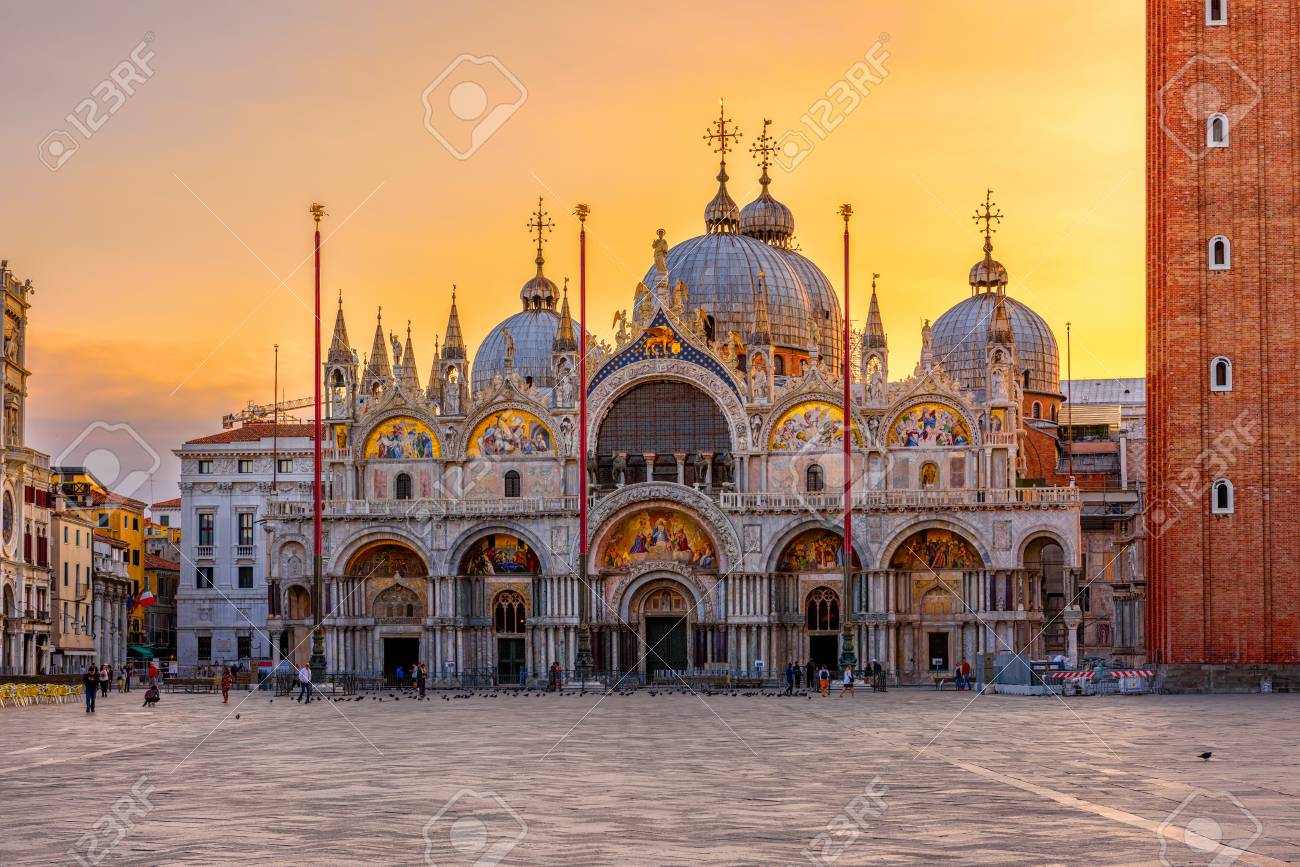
988,289 -> 1015,346
749,269 -> 772,345
367,307 -> 392,379
327,289 -> 353,364
397,321 -> 421,393
864,273 -> 887,349
442,285 -> 466,360
553,278 -> 577,351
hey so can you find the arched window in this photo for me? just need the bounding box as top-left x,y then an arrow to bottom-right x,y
774,355 -> 785,376
1207,112 -> 1229,147
376,584 -> 419,619
920,461 -> 939,489
1022,369 -> 1031,389
504,470 -> 521,498
394,473 -> 412,500
805,464 -> 824,492
1208,235 -> 1231,270
1210,356 -> 1232,392
1212,479 -> 1234,514
1206,0 -> 1227,25
1051,404 -> 1058,422
1032,401 -> 1042,419
494,590 -> 526,633
805,586 -> 840,631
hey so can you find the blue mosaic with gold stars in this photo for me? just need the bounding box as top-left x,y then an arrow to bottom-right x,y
587,310 -> 741,400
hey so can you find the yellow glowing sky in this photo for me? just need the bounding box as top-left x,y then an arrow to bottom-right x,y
1,2 -> 1143,496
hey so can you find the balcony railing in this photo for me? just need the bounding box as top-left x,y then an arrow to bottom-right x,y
234,545 -> 256,559
268,496 -> 580,519
195,545 -> 215,559
721,486 -> 1079,511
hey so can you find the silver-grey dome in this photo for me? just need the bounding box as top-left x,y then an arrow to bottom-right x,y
472,309 -> 561,392
641,233 -> 841,367
739,187 -> 795,243
775,246 -> 841,366
930,292 -> 1060,395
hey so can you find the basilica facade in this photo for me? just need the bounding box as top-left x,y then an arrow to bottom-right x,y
257,121 -> 1081,686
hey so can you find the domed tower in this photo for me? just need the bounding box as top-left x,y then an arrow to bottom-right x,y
471,199 -> 568,393
929,191 -> 1062,420
641,106 -> 841,372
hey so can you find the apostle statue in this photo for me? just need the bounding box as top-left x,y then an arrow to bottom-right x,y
652,228 -> 669,273
502,327 -> 516,368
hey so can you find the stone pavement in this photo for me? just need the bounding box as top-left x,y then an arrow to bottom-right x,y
1,687 -> 1297,865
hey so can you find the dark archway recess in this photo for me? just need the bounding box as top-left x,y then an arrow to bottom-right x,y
595,381 -> 732,486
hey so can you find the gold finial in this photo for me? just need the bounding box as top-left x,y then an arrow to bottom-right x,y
310,202 -> 327,227
573,203 -> 590,224
377,305 -> 382,321
872,272 -> 880,291
451,283 -> 456,301
749,118 -> 775,185
973,188 -> 1003,254
527,196 -> 555,268
839,203 -> 854,224
407,319 -> 412,337
337,287 -> 343,307
704,98 -> 742,167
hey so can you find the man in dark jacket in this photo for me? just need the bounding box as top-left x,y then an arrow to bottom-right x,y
784,662 -> 795,695
82,665 -> 99,713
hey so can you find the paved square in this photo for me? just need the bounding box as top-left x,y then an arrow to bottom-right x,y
2,688 -> 1297,865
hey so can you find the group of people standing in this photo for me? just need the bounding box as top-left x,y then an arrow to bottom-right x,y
82,661 -> 160,713
391,663 -> 429,696
783,659 -> 888,697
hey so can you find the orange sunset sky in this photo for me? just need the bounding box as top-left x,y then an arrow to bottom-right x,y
1,2 -> 1144,498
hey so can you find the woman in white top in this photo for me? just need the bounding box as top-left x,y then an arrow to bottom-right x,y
840,666 -> 855,698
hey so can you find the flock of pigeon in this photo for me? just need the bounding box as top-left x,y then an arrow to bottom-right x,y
265,686 -> 824,704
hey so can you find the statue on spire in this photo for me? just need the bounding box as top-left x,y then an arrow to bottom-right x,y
652,228 -> 669,273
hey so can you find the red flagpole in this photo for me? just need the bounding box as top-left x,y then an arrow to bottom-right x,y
309,202 -> 326,676
575,203 -> 593,681
839,203 -> 856,670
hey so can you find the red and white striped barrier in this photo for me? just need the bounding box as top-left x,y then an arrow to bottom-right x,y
1050,669 -> 1153,680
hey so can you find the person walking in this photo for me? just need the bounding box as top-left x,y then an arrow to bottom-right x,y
99,664 -> 112,698
806,660 -> 817,692
82,664 -> 99,713
793,660 -> 804,690
123,662 -> 133,693
784,662 -> 795,696
548,661 -> 561,692
818,665 -> 830,697
959,657 -> 972,691
417,663 -> 427,698
395,664 -> 404,690
840,666 -> 855,698
220,666 -> 233,704
296,663 -> 313,703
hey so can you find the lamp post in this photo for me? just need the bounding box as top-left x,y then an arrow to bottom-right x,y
839,203 -> 857,673
309,203 -> 327,680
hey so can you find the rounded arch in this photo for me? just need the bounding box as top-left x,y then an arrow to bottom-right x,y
586,364 -> 748,457
460,397 -> 561,461
446,522 -> 551,576
615,568 -> 712,623
762,385 -> 848,447
805,585 -> 840,631
1016,527 -> 1078,569
285,584 -> 312,620
877,519 -> 990,571
330,530 -> 431,578
354,409 -> 441,461
592,502 -> 721,573
588,483 -> 742,571
764,522 -> 868,577
881,395 -> 980,449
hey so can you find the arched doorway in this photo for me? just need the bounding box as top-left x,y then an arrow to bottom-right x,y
804,586 -> 840,668
493,590 -> 527,684
888,528 -> 984,678
283,585 -> 312,667
595,380 -> 732,487
345,541 -> 428,683
626,579 -> 691,681
1025,537 -> 1066,653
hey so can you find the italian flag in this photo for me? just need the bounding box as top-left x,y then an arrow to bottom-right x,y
134,590 -> 156,608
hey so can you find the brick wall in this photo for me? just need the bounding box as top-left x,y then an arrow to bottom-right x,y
1147,0 -> 1299,664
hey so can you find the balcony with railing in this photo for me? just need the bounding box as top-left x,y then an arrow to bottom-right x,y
268,496 -> 580,520
721,486 -> 1079,512
194,545 -> 215,560
234,545 -> 256,559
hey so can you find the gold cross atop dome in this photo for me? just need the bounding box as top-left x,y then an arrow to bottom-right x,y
750,118 -> 775,185
973,188 -> 1003,253
527,196 -> 555,259
703,98 -> 742,164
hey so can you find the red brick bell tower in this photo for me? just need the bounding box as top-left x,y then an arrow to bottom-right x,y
1147,0 -> 1299,677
